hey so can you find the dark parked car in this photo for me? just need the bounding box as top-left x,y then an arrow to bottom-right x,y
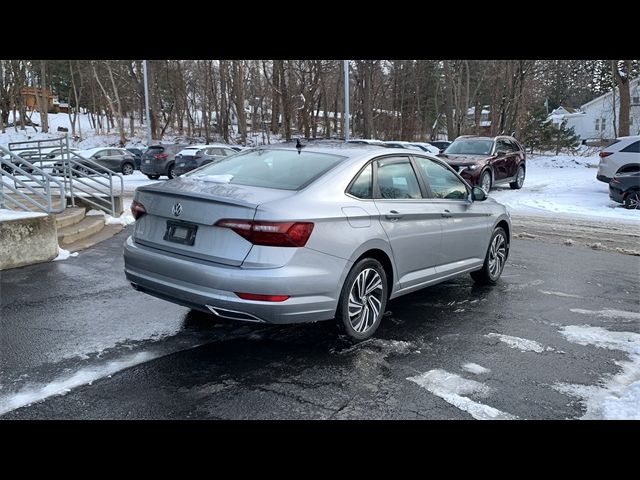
439,135 -> 526,191
53,147 -> 137,175
140,144 -> 188,180
429,141 -> 452,152
609,171 -> 640,209
126,148 -> 144,170
174,144 -> 239,176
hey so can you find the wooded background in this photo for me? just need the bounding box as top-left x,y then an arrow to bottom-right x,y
1,60 -> 637,145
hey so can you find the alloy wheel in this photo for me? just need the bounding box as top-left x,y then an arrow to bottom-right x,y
481,171 -> 491,192
516,167 -> 525,187
488,233 -> 506,279
122,163 -> 134,175
348,268 -> 384,334
626,192 -> 640,210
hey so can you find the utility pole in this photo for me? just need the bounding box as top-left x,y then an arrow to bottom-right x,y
343,60 -> 350,141
143,60 -> 152,146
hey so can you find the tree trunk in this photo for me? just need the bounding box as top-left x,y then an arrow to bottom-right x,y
39,60 -> 49,133
611,60 -> 631,137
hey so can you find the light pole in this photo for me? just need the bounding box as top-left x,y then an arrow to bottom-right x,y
343,60 -> 350,142
143,60 -> 152,146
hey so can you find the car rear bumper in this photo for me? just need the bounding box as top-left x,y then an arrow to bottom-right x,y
609,185 -> 624,203
597,174 -> 612,183
123,236 -> 348,324
140,160 -> 167,175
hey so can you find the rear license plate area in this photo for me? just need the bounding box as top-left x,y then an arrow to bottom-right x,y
164,220 -> 198,246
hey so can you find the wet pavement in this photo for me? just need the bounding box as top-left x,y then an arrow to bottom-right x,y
1,226 -> 638,419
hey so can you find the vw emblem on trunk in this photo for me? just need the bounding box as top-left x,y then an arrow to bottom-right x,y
172,202 -> 183,217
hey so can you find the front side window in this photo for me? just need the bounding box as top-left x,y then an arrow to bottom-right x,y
415,157 -> 468,200
376,159 -> 422,199
348,163 -> 372,199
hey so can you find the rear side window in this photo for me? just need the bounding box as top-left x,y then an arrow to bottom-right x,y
376,159 -> 422,199
186,149 -> 346,190
621,141 -> 640,153
348,164 -> 373,199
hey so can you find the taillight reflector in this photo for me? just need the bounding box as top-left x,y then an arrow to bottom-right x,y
235,292 -> 290,302
131,200 -> 146,220
599,151 -> 612,158
215,219 -> 314,247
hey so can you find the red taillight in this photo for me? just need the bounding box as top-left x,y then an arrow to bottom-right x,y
131,200 -> 146,220
235,292 -> 290,302
599,151 -> 612,158
154,153 -> 168,159
215,219 -> 314,247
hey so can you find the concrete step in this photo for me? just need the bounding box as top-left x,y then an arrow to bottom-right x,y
64,224 -> 124,253
2,193 -> 65,212
54,207 -> 86,229
57,215 -> 105,245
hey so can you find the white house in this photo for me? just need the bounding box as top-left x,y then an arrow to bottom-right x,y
552,77 -> 640,141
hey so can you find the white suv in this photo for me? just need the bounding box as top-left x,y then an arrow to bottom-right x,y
597,135 -> 640,183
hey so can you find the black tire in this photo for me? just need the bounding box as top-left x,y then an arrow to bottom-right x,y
510,165 -> 525,189
121,162 -> 134,175
167,163 -> 176,179
624,191 -> 640,210
471,227 -> 508,285
480,169 -> 492,192
146,174 -> 160,180
336,258 -> 388,342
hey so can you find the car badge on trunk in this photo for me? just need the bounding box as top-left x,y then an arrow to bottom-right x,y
172,203 -> 183,217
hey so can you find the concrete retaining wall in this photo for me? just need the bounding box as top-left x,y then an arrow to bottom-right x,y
0,216 -> 58,270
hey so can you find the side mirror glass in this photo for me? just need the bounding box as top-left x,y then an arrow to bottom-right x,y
471,186 -> 487,201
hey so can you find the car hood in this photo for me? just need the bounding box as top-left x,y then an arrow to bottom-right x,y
438,154 -> 492,166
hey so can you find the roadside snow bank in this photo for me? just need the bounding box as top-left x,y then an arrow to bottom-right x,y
53,247 -> 78,261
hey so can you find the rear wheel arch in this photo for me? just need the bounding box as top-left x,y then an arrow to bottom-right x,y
353,249 -> 394,298
616,163 -> 640,174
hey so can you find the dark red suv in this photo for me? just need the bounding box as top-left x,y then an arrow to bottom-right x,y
438,135 -> 526,191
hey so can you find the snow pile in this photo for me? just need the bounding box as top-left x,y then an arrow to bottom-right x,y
554,325 -> 640,419
485,333 -> 554,353
0,209 -> 47,221
408,369 -> 516,420
86,208 -> 135,227
53,247 -> 78,261
490,154 -> 638,222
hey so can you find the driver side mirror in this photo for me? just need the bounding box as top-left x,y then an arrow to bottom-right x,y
94,155 -> 101,159
495,150 -> 507,156
471,186 -> 487,201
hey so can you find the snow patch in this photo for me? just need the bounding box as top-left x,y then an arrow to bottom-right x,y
554,325 -> 640,419
0,351 -> 159,416
407,369 -> 515,420
462,363 -> 491,375
53,247 -> 78,261
0,209 -> 47,221
539,290 -> 583,298
85,208 -> 135,227
569,309 -> 640,321
486,333 -> 553,353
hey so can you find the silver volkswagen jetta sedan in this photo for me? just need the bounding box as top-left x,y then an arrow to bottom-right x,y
124,142 -> 511,341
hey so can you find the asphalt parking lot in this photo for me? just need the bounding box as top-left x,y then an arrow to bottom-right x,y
1,226 -> 639,419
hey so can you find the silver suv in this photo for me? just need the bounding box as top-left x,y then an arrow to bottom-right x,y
597,135 -> 640,183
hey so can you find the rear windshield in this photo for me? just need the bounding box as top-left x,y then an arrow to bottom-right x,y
444,140 -> 493,155
185,148 -> 346,190
146,146 -> 165,153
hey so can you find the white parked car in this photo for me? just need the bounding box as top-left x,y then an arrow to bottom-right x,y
597,135 -> 640,183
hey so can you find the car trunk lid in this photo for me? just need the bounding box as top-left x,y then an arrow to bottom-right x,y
132,178 -> 296,266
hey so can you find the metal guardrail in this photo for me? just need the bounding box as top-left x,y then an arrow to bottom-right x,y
0,144 -> 66,214
1,136 -> 124,216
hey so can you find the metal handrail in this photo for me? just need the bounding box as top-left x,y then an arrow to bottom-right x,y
2,136 -> 125,216
0,145 -> 66,214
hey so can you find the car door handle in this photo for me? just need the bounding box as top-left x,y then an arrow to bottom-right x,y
441,209 -> 453,218
385,210 -> 404,221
